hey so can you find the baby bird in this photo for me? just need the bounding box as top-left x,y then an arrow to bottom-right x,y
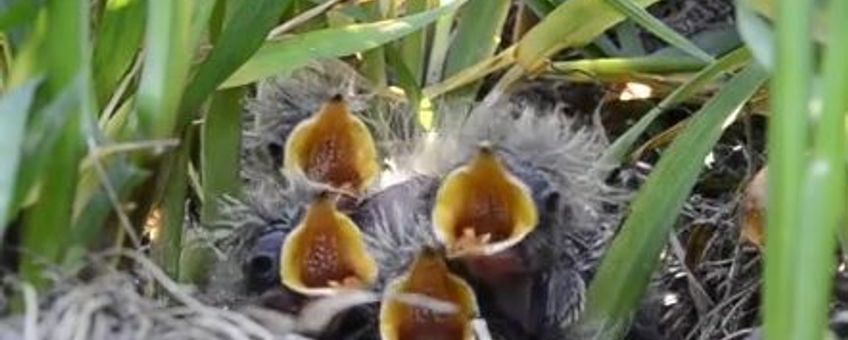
380,248 -> 479,340
279,193 -> 378,296
215,60 -> 621,339
283,94 -> 380,195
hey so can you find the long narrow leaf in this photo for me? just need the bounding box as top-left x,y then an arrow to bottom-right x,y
516,0 -> 659,72
221,0 -> 468,88
136,0 -> 194,139
573,63 -> 768,340
20,0 -> 90,288
200,87 -> 244,223
180,0 -> 292,119
605,0 -> 713,62
0,78 -> 39,231
152,129 -> 193,279
398,0 -> 436,84
92,0 -> 145,108
767,0 -> 843,339
763,0 -> 814,338
443,0 -> 511,94
600,47 -> 751,166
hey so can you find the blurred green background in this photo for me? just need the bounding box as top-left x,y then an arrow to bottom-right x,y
0,0 -> 844,339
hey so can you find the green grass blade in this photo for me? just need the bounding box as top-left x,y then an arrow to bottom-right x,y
550,54 -> 709,77
152,129 -> 193,279
443,0 -> 511,91
180,0 -> 292,117
71,156 -> 148,250
20,0 -> 90,288
200,87 -> 244,223
614,21 -> 646,57
604,0 -> 713,62
821,1 -> 848,249
573,63 -> 768,340
136,0 -> 195,139
221,0 -> 468,88
599,47 -> 751,166
0,0 -> 42,33
398,0 -> 435,84
520,0 -> 555,17
765,0 -> 840,338
736,0 -> 774,71
515,0 -> 659,72
359,0 -> 388,87
424,3 -> 458,85
92,0 -> 145,108
763,0 -> 814,337
0,78 -> 39,230
12,81 -> 76,213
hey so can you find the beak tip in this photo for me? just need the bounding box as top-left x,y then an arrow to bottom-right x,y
477,141 -> 494,154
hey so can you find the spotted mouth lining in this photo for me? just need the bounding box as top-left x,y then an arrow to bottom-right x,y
283,95 -> 379,194
432,145 -> 539,257
279,195 -> 378,296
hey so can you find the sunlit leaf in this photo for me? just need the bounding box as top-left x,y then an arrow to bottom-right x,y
573,63 -> 768,340
221,0 -> 468,88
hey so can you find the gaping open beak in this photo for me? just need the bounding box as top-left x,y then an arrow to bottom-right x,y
432,144 -> 538,257
283,94 -> 379,194
379,248 -> 478,340
279,194 -> 378,296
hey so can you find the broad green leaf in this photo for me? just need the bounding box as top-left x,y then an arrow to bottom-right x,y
763,0 -> 826,338
92,0 -> 145,108
789,2 -> 848,339
71,156 -> 148,250
136,0 -> 196,139
180,0 -> 292,120
200,87 -> 244,223
614,21 -> 646,57
151,129 -> 193,279
398,0 -> 435,84
13,80 -> 77,211
221,0 -> 468,88
516,0 -> 659,72
736,0 -> 774,70
424,3 -> 458,85
20,0 -> 90,288
20,107 -> 83,288
549,55 -> 708,78
0,0 -> 43,49
520,0 -> 555,17
0,0 -> 41,30
0,78 -> 40,231
600,48 -> 751,166
574,63 -> 768,340
359,0 -> 387,87
605,0 -> 713,62
443,0 -> 510,96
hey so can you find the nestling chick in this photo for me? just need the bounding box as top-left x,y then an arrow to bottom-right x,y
380,248 -> 479,340
279,193 -> 378,296
218,61 -> 622,339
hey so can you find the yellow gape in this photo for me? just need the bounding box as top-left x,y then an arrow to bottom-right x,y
283,95 -> 379,194
279,195 -> 378,296
432,145 -> 538,257
380,249 -> 478,340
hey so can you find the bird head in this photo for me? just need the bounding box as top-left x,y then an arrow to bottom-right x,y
283,94 -> 380,196
431,143 -> 539,258
279,192 -> 379,296
379,248 -> 479,340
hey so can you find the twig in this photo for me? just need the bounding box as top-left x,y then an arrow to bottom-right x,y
22,282 -> 38,340
79,139 -> 181,170
86,137 -> 144,249
267,0 -> 345,39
